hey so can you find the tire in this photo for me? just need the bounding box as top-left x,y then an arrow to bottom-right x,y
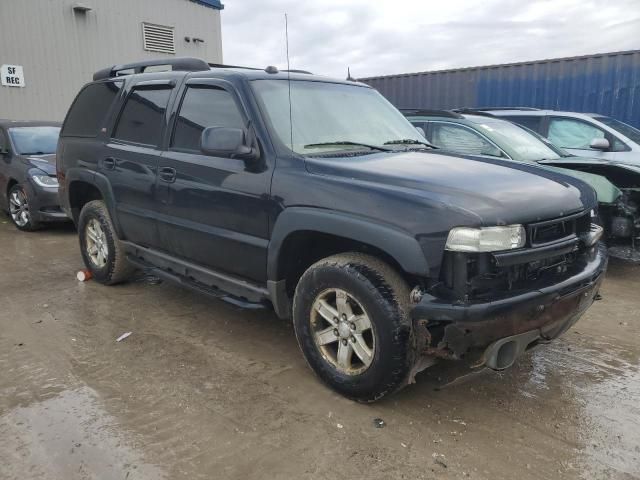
7,184 -> 41,231
78,200 -> 134,285
292,253 -> 415,402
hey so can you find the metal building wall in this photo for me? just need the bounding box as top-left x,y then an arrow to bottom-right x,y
362,50 -> 640,128
0,0 -> 223,121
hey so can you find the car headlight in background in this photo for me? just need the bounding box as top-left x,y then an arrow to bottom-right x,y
445,225 -> 526,252
31,174 -> 59,188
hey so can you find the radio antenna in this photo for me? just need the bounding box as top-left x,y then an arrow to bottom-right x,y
285,13 -> 294,152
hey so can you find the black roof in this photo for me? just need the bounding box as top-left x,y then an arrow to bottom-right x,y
0,119 -> 61,128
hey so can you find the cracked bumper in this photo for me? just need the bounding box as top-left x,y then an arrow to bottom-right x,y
411,243 -> 608,361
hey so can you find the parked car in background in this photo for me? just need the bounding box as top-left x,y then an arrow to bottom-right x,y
0,120 -> 67,231
404,110 -> 640,261
57,58 -> 606,402
475,108 -> 640,165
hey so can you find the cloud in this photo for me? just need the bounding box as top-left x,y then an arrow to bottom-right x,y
220,0 -> 640,79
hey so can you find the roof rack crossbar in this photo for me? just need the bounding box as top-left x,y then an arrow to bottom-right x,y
93,57 -> 210,81
400,109 -> 463,119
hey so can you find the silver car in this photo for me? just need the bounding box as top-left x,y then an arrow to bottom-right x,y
479,109 -> 640,165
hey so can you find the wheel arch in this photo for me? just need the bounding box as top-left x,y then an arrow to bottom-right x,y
66,169 -> 122,236
267,208 -> 429,318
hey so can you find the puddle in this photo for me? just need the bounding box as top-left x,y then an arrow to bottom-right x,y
0,386 -> 166,480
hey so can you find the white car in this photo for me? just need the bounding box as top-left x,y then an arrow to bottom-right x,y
479,109 -> 640,165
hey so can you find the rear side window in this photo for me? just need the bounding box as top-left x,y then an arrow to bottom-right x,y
506,116 -> 542,132
430,122 -> 503,157
171,87 -> 245,152
62,81 -> 122,137
113,87 -> 172,146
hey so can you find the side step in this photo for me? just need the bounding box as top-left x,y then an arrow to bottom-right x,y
123,243 -> 270,310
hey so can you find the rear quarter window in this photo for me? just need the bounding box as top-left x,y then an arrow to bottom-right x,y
61,81 -> 123,137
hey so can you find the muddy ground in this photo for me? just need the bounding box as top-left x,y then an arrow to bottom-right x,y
0,219 -> 638,480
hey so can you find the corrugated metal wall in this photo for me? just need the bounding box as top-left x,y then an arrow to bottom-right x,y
362,50 -> 640,128
0,0 -> 223,121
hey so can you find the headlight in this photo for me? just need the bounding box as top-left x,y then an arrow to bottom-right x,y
31,174 -> 59,188
445,225 -> 526,252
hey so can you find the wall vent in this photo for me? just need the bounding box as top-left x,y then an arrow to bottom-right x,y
142,23 -> 176,54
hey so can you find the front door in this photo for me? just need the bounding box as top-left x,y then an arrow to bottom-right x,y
156,80 -> 271,283
101,82 -> 175,248
546,117 -> 618,160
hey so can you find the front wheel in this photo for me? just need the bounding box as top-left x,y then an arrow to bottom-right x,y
292,253 -> 414,402
78,200 -> 134,285
8,184 -> 41,231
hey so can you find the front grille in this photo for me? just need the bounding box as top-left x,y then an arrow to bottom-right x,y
437,211 -> 593,302
527,211 -> 590,247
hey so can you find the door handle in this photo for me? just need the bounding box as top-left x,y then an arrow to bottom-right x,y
159,166 -> 177,183
103,157 -> 116,170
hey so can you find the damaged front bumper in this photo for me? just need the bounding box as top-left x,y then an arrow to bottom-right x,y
411,243 -> 608,369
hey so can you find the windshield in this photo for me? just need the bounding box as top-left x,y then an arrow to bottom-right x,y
8,126 -> 61,155
252,80 -> 426,154
594,116 -> 640,144
471,119 -> 562,161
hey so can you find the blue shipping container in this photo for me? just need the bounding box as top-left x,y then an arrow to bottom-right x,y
362,50 -> 640,128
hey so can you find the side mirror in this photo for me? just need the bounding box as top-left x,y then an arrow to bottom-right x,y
590,137 -> 610,151
0,147 -> 9,156
200,127 -> 258,160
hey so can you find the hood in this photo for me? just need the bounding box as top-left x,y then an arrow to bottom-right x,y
538,165 -> 621,204
305,150 -> 597,226
21,154 -> 57,175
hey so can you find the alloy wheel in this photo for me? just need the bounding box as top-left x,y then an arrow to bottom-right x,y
310,288 -> 376,375
9,189 -> 30,227
85,218 -> 109,267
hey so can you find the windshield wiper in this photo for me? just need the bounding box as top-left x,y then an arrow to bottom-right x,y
383,139 -> 436,149
304,141 -> 391,152
21,151 -> 47,155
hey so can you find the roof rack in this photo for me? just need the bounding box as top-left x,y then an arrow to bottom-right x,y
457,107 -> 541,112
209,63 -> 313,75
400,109 -> 463,119
93,57 -> 210,81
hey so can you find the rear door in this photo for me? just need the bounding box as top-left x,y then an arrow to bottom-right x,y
101,80 -> 176,248
155,79 -> 272,283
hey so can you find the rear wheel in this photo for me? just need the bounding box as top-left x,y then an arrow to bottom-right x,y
78,200 -> 134,285
8,184 -> 40,231
292,253 -> 414,402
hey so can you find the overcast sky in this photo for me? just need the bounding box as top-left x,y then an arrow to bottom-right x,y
220,0 -> 640,79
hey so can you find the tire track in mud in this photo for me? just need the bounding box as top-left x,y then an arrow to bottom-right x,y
61,283 -> 435,479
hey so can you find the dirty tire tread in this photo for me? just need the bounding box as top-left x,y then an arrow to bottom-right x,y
78,200 -> 134,285
293,252 -> 414,403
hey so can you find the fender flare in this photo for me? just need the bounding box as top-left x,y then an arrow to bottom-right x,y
267,207 -> 430,282
65,168 -> 123,237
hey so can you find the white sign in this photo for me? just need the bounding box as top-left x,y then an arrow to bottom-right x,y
1,65 -> 25,87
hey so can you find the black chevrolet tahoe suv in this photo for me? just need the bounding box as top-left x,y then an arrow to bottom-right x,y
57,58 -> 607,402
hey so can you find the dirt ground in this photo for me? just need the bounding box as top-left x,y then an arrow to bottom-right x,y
0,219 -> 638,480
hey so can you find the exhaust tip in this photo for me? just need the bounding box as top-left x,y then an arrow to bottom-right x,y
495,341 -> 517,370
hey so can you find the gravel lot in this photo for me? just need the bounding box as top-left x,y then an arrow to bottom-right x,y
1,219 -> 639,480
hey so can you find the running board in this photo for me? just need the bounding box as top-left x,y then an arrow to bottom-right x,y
123,242 -> 270,308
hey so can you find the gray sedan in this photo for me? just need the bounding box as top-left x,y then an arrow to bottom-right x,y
0,120 -> 68,231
